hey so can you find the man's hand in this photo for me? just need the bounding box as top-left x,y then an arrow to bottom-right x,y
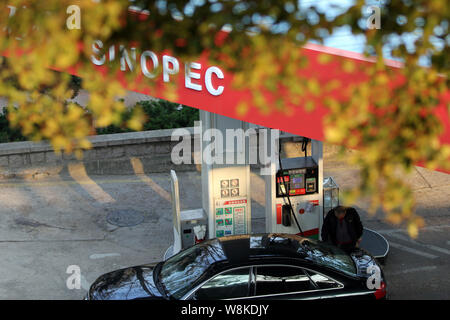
356,238 -> 362,248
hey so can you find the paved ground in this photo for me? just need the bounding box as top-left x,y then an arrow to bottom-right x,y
0,156 -> 449,299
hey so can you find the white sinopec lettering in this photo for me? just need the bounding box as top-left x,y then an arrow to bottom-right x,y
90,41 -> 225,96
185,62 -> 202,91
120,45 -> 136,71
162,55 -> 180,82
141,50 -> 159,78
205,66 -> 225,96
91,40 -> 106,66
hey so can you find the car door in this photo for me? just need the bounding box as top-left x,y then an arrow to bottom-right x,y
304,269 -> 376,300
249,265 -> 344,300
250,265 -> 321,300
186,267 -> 252,300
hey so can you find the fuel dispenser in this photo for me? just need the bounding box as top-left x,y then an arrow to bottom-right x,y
166,111 -> 388,262
264,130 -> 324,239
165,111 -> 252,259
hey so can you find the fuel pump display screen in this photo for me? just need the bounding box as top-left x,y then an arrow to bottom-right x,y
277,170 -> 306,196
276,157 -> 318,198
291,176 -> 305,190
292,177 -> 303,184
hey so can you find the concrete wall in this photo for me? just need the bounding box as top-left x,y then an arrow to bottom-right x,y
0,128 -> 200,179
0,127 -> 341,179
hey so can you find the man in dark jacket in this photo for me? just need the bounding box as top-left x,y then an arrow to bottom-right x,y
321,206 -> 363,253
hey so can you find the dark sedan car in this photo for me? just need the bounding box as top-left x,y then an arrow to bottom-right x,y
87,233 -> 387,300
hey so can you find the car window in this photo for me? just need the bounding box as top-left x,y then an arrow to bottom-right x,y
300,240 -> 357,276
255,266 -> 316,296
192,267 -> 251,300
305,270 -> 342,289
159,240 -> 227,299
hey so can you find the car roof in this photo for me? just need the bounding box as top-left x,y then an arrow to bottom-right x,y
215,233 -> 318,264
208,233 -> 359,278
183,233 -> 358,279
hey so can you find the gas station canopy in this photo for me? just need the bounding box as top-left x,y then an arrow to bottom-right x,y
2,7 -> 449,174
84,39 -> 450,174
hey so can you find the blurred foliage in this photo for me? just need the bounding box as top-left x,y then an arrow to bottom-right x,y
0,0 -> 449,236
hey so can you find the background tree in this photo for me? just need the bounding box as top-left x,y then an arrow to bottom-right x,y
96,99 -> 199,134
0,0 -> 448,237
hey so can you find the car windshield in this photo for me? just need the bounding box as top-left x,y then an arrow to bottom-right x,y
300,239 -> 357,276
158,239 -> 227,299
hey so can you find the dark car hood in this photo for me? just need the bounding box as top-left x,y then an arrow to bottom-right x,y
88,263 -> 164,300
